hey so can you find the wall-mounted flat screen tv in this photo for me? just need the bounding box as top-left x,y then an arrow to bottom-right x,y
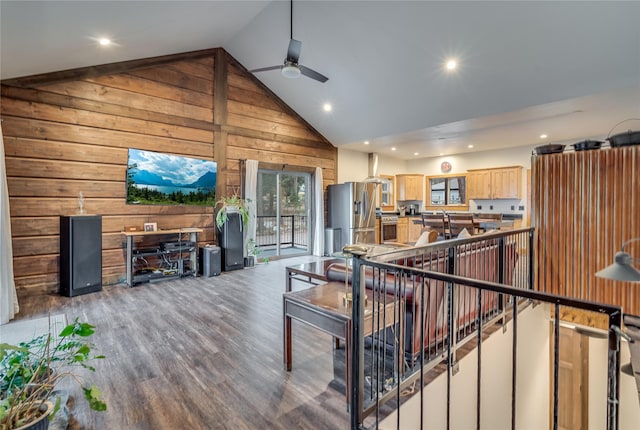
126,148 -> 216,206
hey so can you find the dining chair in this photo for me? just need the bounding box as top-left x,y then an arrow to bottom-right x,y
474,213 -> 503,232
448,213 -> 476,237
421,213 -> 448,239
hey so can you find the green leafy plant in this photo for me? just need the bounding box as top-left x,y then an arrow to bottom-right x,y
246,238 -> 261,259
0,318 -> 106,429
215,194 -> 251,230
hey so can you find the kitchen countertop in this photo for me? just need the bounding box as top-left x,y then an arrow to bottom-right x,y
378,212 -> 523,219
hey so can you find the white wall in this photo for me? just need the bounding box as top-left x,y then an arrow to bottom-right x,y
380,303 -> 550,430
336,148 -> 369,183
405,143 -> 538,175
337,148 -> 408,183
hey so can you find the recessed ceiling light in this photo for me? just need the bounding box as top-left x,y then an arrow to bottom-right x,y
445,59 -> 457,71
414,152 -> 419,156
540,134 -> 548,139
322,103 -> 332,112
98,38 -> 111,46
439,153 -> 444,156
364,140 -> 370,145
391,147 -> 396,151
468,144 -> 474,148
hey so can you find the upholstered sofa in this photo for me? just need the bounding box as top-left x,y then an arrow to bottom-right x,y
325,239 -> 519,361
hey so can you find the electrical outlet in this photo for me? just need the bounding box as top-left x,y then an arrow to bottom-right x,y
477,205 -> 482,210
489,205 -> 493,210
519,205 -> 525,210
510,205 -> 515,210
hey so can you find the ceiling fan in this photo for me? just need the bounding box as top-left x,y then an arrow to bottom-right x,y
250,0 -> 328,83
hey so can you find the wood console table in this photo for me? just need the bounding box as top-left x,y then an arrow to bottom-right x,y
122,228 -> 202,287
283,281 -> 403,404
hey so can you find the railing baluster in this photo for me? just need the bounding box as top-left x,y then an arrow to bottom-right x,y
553,302 -> 560,430
511,296 -> 518,430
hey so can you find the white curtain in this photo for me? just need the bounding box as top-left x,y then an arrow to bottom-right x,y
244,160 -> 258,254
312,167 -> 324,256
0,123 -> 19,324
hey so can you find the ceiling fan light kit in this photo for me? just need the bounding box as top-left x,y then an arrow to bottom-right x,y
281,63 -> 301,79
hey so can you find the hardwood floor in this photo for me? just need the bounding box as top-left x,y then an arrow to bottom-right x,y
14,256 -> 351,429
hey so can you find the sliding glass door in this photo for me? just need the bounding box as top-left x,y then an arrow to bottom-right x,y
256,170 -> 311,258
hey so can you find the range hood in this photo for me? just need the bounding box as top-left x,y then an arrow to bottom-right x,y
363,153 -> 390,184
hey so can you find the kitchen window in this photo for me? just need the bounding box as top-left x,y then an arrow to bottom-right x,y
378,175 -> 394,211
427,175 -> 467,207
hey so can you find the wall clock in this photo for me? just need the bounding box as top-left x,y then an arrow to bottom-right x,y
440,161 -> 452,172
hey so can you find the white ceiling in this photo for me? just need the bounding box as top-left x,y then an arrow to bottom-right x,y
2,1 -> 639,160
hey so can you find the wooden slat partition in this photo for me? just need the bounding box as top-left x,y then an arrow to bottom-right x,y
2,48 -> 337,298
532,146 -> 640,315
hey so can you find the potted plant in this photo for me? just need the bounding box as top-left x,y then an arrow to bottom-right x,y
214,193 -> 251,231
0,318 -> 106,430
244,238 -> 262,267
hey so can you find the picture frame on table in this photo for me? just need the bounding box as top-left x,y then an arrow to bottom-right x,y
143,222 -> 157,232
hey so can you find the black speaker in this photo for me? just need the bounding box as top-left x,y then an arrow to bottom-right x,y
60,215 -> 102,297
199,245 -> 221,277
219,212 -> 244,271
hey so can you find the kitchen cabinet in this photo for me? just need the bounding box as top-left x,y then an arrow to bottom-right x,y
396,174 -> 424,201
407,217 -> 423,243
397,217 -> 408,244
467,166 -> 522,199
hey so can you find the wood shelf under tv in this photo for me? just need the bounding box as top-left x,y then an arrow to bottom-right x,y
122,228 -> 203,287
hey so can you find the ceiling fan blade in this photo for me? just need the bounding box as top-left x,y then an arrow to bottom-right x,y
299,65 -> 329,83
286,39 -> 302,63
250,65 -> 282,73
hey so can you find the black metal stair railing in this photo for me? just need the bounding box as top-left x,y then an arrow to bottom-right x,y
345,228 -> 623,430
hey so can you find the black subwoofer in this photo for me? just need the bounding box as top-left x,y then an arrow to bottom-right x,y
200,245 -> 221,277
60,215 -> 102,297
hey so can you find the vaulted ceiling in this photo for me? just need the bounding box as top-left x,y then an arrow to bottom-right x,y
2,1 -> 639,159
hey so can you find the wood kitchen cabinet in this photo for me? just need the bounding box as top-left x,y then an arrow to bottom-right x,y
396,174 -> 424,201
407,217 -> 423,243
397,217 -> 408,244
467,166 -> 522,199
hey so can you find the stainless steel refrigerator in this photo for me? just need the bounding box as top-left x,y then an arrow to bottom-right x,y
327,182 -> 377,250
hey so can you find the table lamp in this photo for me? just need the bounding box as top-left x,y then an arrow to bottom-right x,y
596,238 -> 640,282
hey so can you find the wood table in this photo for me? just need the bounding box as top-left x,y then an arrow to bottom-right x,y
283,281 -> 403,405
285,259 -> 342,292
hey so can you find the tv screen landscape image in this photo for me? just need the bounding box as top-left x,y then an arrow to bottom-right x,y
126,149 -> 216,206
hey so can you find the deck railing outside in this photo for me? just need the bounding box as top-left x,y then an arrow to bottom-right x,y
256,215 -> 308,249
344,228 -> 623,430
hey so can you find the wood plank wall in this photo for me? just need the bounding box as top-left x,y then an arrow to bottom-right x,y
532,146 -> 640,316
1,48 -> 337,298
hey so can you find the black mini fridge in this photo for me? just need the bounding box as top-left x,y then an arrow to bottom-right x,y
219,212 -> 244,271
